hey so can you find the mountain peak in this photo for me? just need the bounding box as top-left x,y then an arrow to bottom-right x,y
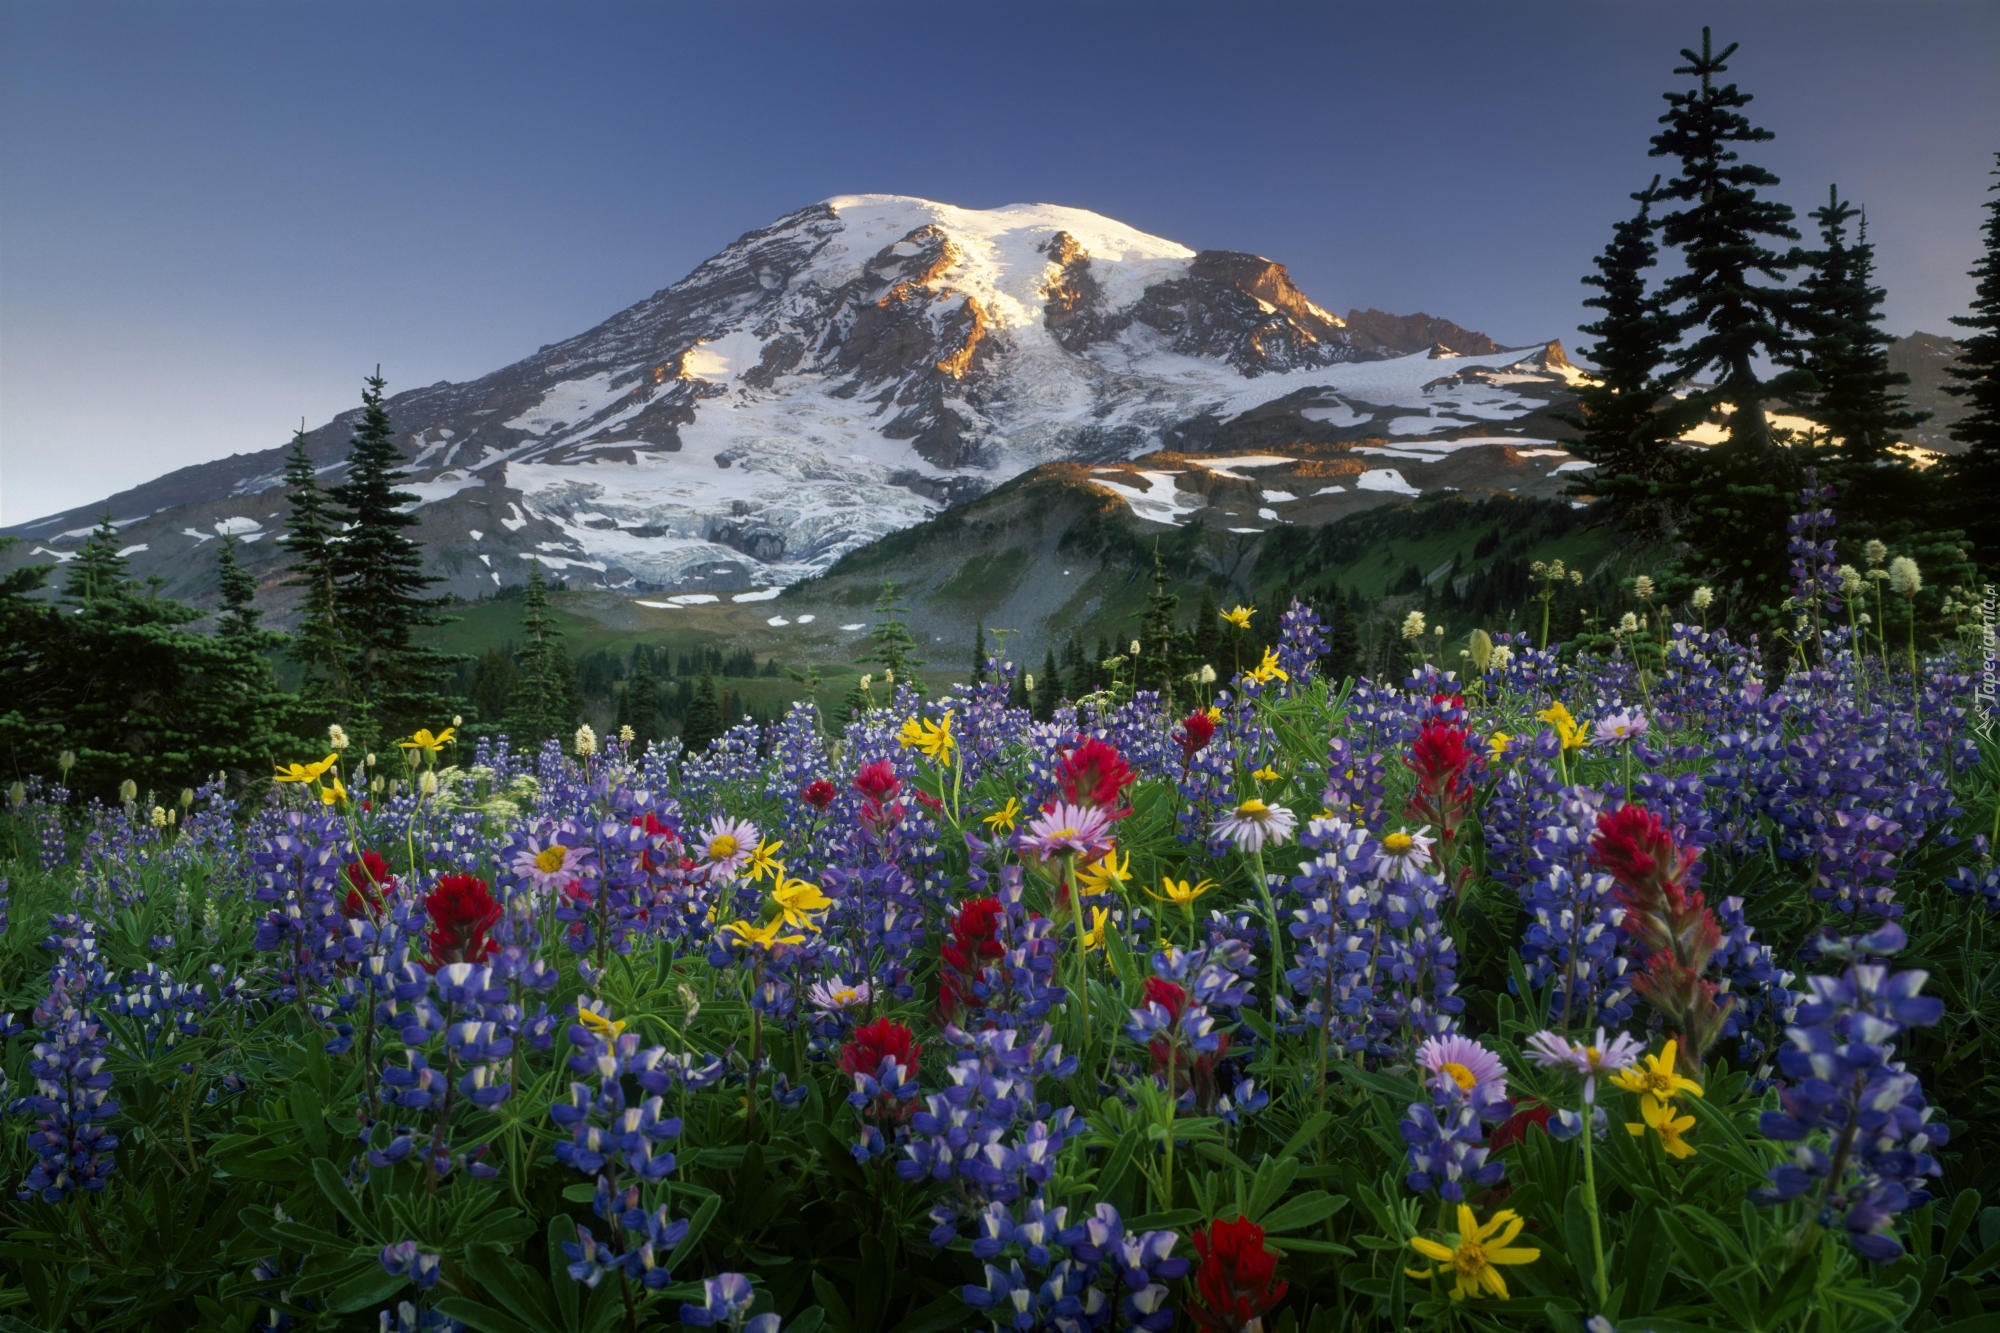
5,196 -> 1578,607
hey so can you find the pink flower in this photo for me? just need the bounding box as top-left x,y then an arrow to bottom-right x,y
697,815 -> 761,881
1019,801 -> 1117,862
1415,1033 -> 1508,1100
1524,1027 -> 1646,1104
512,836 -> 592,894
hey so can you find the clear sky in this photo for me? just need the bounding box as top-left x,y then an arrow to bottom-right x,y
3,0 -> 1995,524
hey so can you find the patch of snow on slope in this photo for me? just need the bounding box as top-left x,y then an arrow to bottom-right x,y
1090,470 -> 1189,525
733,588 -> 782,603
1356,469 -> 1420,497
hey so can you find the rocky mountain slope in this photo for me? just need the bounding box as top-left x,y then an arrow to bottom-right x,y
6,195 -> 1592,605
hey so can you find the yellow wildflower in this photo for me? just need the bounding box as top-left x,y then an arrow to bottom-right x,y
725,917 -> 806,951
1146,876 -> 1216,908
1205,706 -> 1223,724
1406,1204 -> 1540,1301
319,775 -> 348,807
745,839 -> 786,884
1608,1040 -> 1704,1102
1251,765 -> 1280,782
898,710 -> 956,760
275,754 -> 338,784
1536,702 -> 1589,751
771,874 -> 833,930
1245,648 -> 1288,686
1077,849 -> 1131,896
1080,906 -> 1111,953
400,727 -> 456,755
982,797 -> 1022,834
1627,1094 -> 1698,1159
576,1005 -> 628,1041
1220,605 -> 1255,630
1486,733 -> 1512,763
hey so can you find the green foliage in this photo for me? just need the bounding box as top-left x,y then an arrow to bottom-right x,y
1943,152 -> 2000,573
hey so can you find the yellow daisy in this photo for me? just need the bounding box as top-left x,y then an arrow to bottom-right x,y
897,711 -> 956,760
1220,604 -> 1255,630
1405,1204 -> 1539,1302
275,754 -> 338,784
400,727 -> 456,755
1608,1039 -> 1704,1102
982,797 -> 1022,834
1627,1095 -> 1699,1159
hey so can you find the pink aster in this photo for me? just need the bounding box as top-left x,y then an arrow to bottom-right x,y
1524,1026 -> 1646,1104
511,834 -> 593,894
1591,708 -> 1649,746
1019,801 -> 1118,862
1214,798 -> 1297,854
1415,1033 -> 1508,1100
698,815 -> 761,881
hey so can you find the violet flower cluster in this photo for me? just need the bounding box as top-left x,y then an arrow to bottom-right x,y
1753,922 -> 1948,1263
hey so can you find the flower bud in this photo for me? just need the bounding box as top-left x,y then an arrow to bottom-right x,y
58,750 -> 76,774
419,770 -> 438,797
179,787 -> 195,810
119,778 -> 138,805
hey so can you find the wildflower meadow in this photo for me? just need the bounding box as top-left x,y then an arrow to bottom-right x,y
2,489 -> 1998,1333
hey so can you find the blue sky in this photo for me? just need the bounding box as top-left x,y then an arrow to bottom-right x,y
3,0 -> 1995,523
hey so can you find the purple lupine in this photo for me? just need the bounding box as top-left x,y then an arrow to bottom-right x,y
1274,597 -> 1332,690
12,916 -> 119,1201
1753,922 -> 1947,1263
899,1022 -> 1082,1247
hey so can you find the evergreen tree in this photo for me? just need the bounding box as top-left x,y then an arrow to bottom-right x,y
63,512 -> 130,606
1795,190 -> 1928,468
1564,178 -> 1681,535
867,581 -> 925,689
1190,588 -> 1224,678
0,538 -> 66,775
970,622 -> 988,686
468,646 -> 520,730
1649,28 -> 1811,461
208,534 -> 288,764
1944,152 -> 2000,572
682,672 -> 724,754
1036,648 -> 1064,721
620,649 -> 661,748
506,560 -> 579,747
326,371 -> 457,734
43,520 -> 282,793
280,423 -> 349,703
1136,547 -> 1182,704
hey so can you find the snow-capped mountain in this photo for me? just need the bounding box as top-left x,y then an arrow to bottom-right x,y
5,195 -> 1587,601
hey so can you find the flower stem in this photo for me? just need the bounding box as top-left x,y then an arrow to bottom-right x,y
1580,1097 -> 1609,1308
1248,846 -> 1283,1024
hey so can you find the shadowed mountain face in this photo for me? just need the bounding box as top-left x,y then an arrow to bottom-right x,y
6,195 -> 1584,606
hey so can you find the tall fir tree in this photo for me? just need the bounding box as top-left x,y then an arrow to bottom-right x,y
1944,152 -> 2000,572
867,581 -> 925,690
1648,28 -> 1810,461
326,371 -> 458,735
208,534 -> 288,765
1036,647 -> 1063,721
468,646 -> 520,731
970,622 -> 988,686
1135,546 -> 1182,705
1564,178 -> 1681,535
619,648 -> 661,748
682,672 -> 724,754
1795,190 -> 1928,469
280,424 -> 350,705
506,559 -> 580,747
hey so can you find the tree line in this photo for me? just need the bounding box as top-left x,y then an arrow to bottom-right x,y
1563,28 -> 1999,632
